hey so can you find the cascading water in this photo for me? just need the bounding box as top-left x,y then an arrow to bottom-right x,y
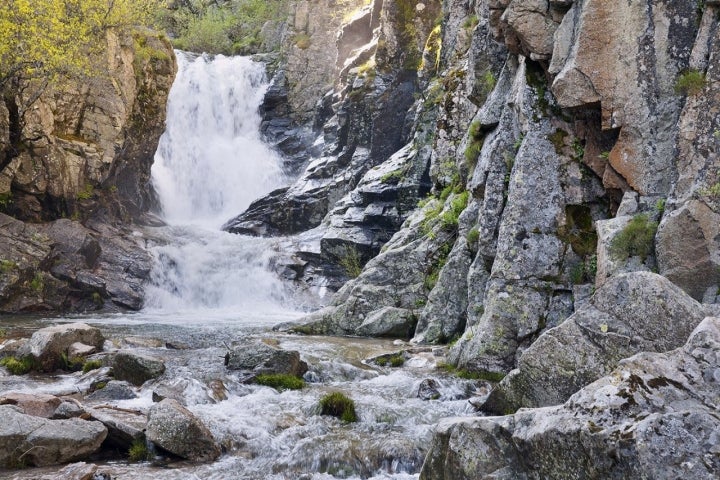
145,52 -> 297,318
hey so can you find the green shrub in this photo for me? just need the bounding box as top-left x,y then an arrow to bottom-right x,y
389,355 -> 405,367
675,69 -> 706,95
76,184 -> 94,200
0,356 -> 35,375
380,170 -> 403,184
610,214 -> 657,261
82,359 -> 103,373
29,273 -> 44,293
319,392 -> 357,423
128,439 -> 153,462
441,191 -> 469,231
466,226 -> 480,245
465,120 -> 485,166
0,259 -> 17,273
255,373 -> 305,391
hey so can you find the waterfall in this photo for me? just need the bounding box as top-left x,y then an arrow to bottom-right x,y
144,52 -> 296,316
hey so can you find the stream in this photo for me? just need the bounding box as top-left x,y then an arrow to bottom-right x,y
1,53 -> 477,480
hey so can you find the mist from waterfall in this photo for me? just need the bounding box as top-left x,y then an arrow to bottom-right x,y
144,52 -> 295,316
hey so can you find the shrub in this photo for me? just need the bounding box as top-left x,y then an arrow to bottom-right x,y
76,184 -> 94,200
319,392 -> 357,422
0,259 -> 17,273
29,273 -> 44,293
610,214 -> 657,261
466,226 -> 480,246
82,359 -> 103,373
380,170 -> 403,184
675,69 -> 706,95
128,439 -> 153,462
0,356 -> 35,375
339,245 -> 363,278
255,373 -> 305,391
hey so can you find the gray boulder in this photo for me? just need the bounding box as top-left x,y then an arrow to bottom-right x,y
483,272 -> 707,414
17,322 -> 104,371
0,405 -> 107,467
355,306 -> 418,338
87,407 -> 146,449
146,399 -> 220,462
224,341 -> 308,377
420,316 -> 720,479
0,392 -> 61,418
111,351 -> 165,386
85,380 -> 137,402
152,377 -> 218,406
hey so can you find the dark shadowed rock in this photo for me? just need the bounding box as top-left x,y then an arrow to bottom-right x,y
87,407 -> 146,450
85,380 -> 138,402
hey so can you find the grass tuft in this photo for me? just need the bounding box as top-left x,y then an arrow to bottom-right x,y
255,373 -> 306,391
319,392 -> 357,423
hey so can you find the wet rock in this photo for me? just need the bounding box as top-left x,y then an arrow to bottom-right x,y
355,306 -> 418,338
421,317 -> 720,479
52,400 -> 85,420
17,322 -> 104,372
40,462 -> 99,480
152,378 -> 218,406
417,379 -> 441,401
0,392 -> 61,418
482,272 -> 707,414
0,405 -> 107,467
87,407 -> 146,449
146,399 -> 221,462
111,351 -> 166,386
224,341 -> 308,377
85,380 -> 137,402
122,336 -> 166,349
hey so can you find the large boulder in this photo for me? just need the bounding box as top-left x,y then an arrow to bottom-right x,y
483,272 -> 707,414
0,405 -> 107,468
0,393 -> 62,418
420,317 -> 720,479
111,351 -> 166,386
146,399 -> 220,462
17,322 -> 104,371
224,341 -> 308,377
87,407 -> 146,450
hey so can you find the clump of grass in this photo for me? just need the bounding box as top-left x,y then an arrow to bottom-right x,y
76,183 -> 94,200
294,33 -> 311,49
60,353 -> 84,372
466,226 -> 480,246
675,69 -> 706,95
610,214 -> 657,261
128,439 -> 153,462
0,356 -> 35,375
0,259 -> 17,273
375,353 -> 405,367
255,373 -> 306,391
380,170 -> 403,184
339,245 -> 363,278
29,273 -> 44,293
464,120 -> 485,166
441,191 -> 470,231
82,359 -> 103,373
319,392 -> 357,423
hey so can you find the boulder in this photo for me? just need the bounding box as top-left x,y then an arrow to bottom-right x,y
483,272 -> 707,414
87,407 -> 146,449
355,307 -> 418,338
146,399 -> 220,462
111,351 -> 166,386
0,392 -> 61,418
421,317 -> 720,479
0,405 -> 107,467
417,379 -> 441,401
52,400 -> 85,420
40,462 -> 100,480
17,323 -> 104,371
224,341 -> 308,377
68,342 -> 98,358
152,378 -> 218,406
85,380 -> 137,402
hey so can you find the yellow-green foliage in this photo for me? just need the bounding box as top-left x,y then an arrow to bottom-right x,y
465,120 -> 485,167
339,245 -> 363,278
0,356 -> 35,375
82,359 -> 103,373
319,392 -> 358,423
128,439 -> 153,462
0,259 -> 17,273
76,183 -> 94,200
610,214 -> 657,261
255,373 -> 305,391
674,69 -> 706,95
0,0 -> 161,87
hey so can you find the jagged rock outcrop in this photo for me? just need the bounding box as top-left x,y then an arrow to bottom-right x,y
420,316 -> 720,479
482,272 -> 708,414
0,29 -> 176,314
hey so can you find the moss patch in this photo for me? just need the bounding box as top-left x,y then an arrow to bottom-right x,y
610,214 -> 657,261
319,392 -> 358,422
255,373 -> 306,391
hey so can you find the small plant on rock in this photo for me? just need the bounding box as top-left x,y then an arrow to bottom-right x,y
128,439 -> 153,462
82,359 -> 103,373
610,214 -> 657,261
674,69 -> 706,95
339,245 -> 363,278
255,373 -> 305,391
0,356 -> 35,375
319,392 -> 357,423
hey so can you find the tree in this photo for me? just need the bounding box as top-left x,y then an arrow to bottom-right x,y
0,0 -> 164,169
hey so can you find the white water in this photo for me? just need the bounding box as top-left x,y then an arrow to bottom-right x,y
146,52 -> 297,317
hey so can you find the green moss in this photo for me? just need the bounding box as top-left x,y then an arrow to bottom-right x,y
375,353 -> 405,367
95,381 -> 107,390
255,373 -> 306,391
463,14 -> 479,29
465,120 -> 485,167
380,170 -> 404,184
29,273 -> 44,293
571,138 -> 585,160
0,356 -> 35,375
655,198 -> 666,214
339,245 -> 363,278
466,226 -> 480,246
0,192 -> 12,209
128,439 -> 153,462
610,214 -> 658,261
319,392 -> 357,423
0,259 -> 17,273
61,353 -> 84,372
82,359 -> 103,373
76,183 -> 94,200
675,69 -> 706,95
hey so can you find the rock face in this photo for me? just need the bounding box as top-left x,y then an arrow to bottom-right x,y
17,322 -> 104,371
146,399 -> 221,462
0,405 -> 107,468
0,28 -> 175,314
224,341 -> 308,378
482,272 -> 708,414
420,316 -> 720,479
